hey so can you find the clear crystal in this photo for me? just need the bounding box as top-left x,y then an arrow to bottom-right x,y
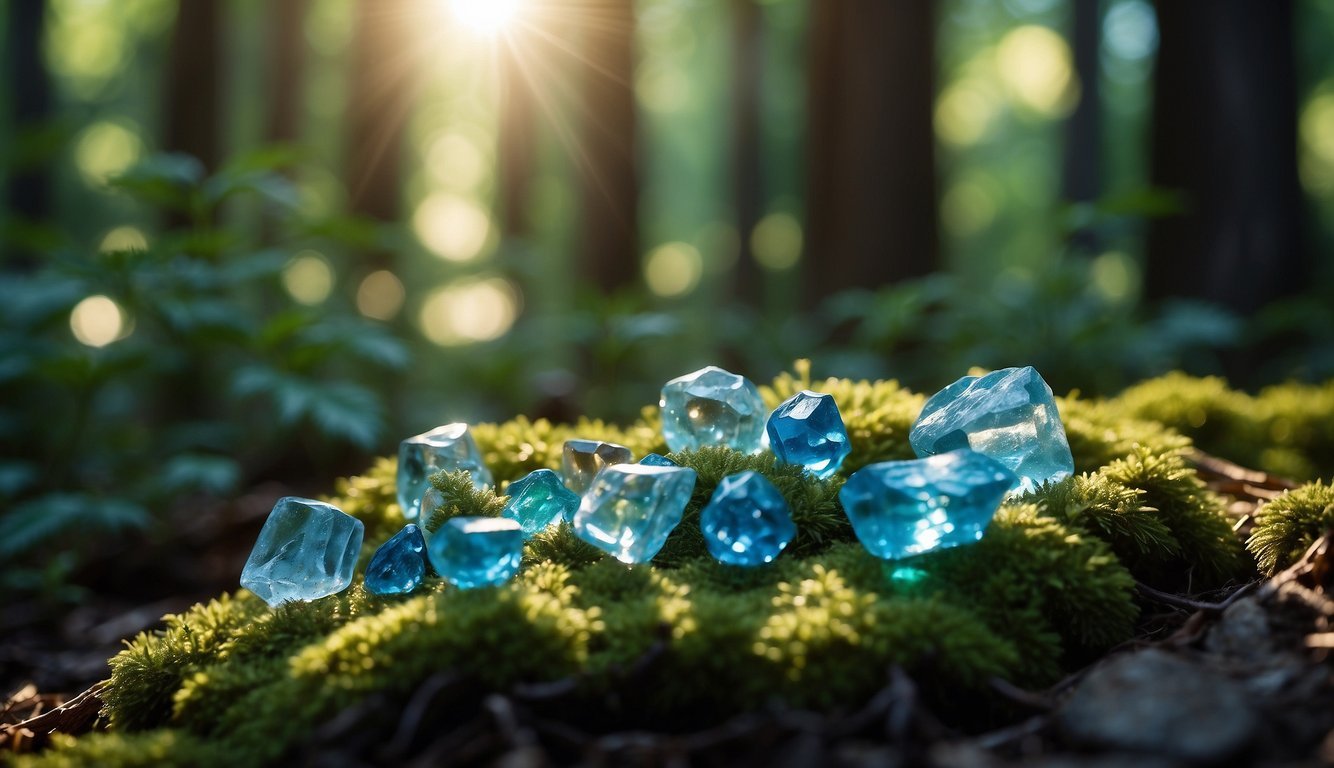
561,439 -> 632,494
700,470 -> 796,566
397,424 -> 492,521
240,497 -> 364,607
638,453 -> 678,467
766,390 -> 852,479
426,516 -> 524,589
572,464 -> 697,564
659,366 -> 766,453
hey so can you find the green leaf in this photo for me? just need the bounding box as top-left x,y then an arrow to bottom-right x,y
230,366 -> 383,449
158,454 -> 241,496
0,494 -> 150,559
108,154 -> 205,211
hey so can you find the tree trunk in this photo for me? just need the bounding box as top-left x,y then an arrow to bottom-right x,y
1145,0 -> 1305,317
164,0 -> 222,172
265,0 -> 307,145
730,0 -> 764,305
1063,0 -> 1101,228
575,0 -> 640,293
804,0 -> 938,306
3,0 -> 52,270
499,30 -> 536,238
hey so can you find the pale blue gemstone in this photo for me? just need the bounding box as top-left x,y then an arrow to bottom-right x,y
638,453 -> 678,467
572,464 -> 698,564
659,366 -> 766,453
840,450 -> 1016,560
419,486 -> 445,525
397,424 -> 492,521
426,516 -> 524,589
909,366 -> 1074,494
240,497 -> 364,607
700,471 -> 796,566
561,439 -> 632,495
364,524 -> 427,596
503,468 -> 580,534
766,390 -> 851,479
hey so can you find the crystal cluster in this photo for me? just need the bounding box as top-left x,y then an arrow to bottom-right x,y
700,471 -> 796,566
427,516 -> 524,589
660,366 -> 766,453
840,450 -> 1016,560
240,497 -> 364,607
572,464 -> 697,564
909,366 -> 1073,494
397,424 -> 492,520
766,390 -> 851,479
503,468 -> 580,534
562,439 -> 632,494
364,524 -> 427,596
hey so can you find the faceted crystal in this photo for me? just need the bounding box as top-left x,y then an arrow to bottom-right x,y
839,450 -> 1016,560
766,390 -> 852,479
638,453 -> 678,467
572,464 -> 698,564
700,470 -> 796,566
426,516 -> 524,589
909,366 -> 1074,494
364,524 -> 427,596
659,366 -> 766,453
561,439 -> 632,494
397,424 -> 492,521
502,468 -> 581,534
240,497 -> 364,607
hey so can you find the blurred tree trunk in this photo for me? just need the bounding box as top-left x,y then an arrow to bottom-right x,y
1063,0 -> 1101,250
265,0 -> 307,145
804,0 -> 938,307
730,0 -> 764,305
499,32 -> 536,238
164,0 -> 222,173
1146,0 -> 1305,317
576,0 -> 640,293
3,0 -> 52,270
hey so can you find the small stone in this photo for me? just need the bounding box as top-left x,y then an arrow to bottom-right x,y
659,366 -> 766,453
572,464 -> 698,564
502,468 -> 580,534
839,450 -> 1015,560
364,524 -> 427,596
241,497 -> 364,607
426,516 -> 524,589
700,470 -> 796,566
766,390 -> 851,479
638,453 -> 678,467
397,424 -> 492,521
562,439 -> 632,494
909,366 -> 1074,493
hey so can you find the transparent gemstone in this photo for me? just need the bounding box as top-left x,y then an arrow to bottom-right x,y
419,486 -> 445,525
572,464 -> 698,564
638,453 -> 678,467
364,524 -> 427,596
240,497 -> 364,607
426,516 -> 524,589
700,470 -> 796,566
397,424 -> 492,521
502,468 -> 581,534
766,390 -> 852,479
562,439 -> 632,495
909,366 -> 1074,494
659,366 -> 766,453
839,450 -> 1016,560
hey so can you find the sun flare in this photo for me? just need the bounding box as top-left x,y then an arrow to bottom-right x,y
449,0 -> 520,36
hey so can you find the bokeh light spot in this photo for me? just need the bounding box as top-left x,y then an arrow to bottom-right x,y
1102,0 -> 1158,62
427,133 -> 487,191
282,251 -> 335,306
70,295 -> 127,348
413,193 -> 492,261
74,120 -> 143,186
935,80 -> 1000,146
419,278 -> 520,345
356,270 -> 407,321
942,181 -> 998,236
750,213 -> 803,271
99,226 -> 148,253
996,25 -> 1078,117
1300,90 -> 1334,195
1091,251 -> 1138,303
644,242 -> 704,297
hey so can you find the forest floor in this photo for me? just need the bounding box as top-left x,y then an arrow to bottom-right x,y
3,457 -> 1333,766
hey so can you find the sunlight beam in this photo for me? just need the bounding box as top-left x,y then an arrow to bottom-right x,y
449,0 -> 520,36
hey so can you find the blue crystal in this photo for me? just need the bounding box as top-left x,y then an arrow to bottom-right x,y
240,497 -> 364,607
426,516 -> 524,589
502,468 -> 580,534
839,450 -> 1016,560
909,366 -> 1074,494
419,486 -> 445,524
364,524 -> 427,596
572,464 -> 698,564
638,453 -> 678,467
700,471 -> 796,566
766,390 -> 852,479
659,366 -> 766,454
562,439 -> 632,494
397,424 -> 492,521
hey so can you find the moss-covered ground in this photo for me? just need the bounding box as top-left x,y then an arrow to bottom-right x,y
12,366 -> 1334,767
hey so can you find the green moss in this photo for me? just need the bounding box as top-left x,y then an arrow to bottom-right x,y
1247,481 -> 1334,575
29,368 -> 1329,766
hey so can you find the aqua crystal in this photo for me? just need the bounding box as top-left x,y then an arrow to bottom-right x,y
659,366 -> 766,454
572,464 -> 698,564
766,390 -> 852,479
397,424 -> 492,521
638,453 -> 678,467
562,439 -> 632,494
909,366 -> 1074,494
364,524 -> 427,596
426,516 -> 524,589
503,468 -> 580,534
240,497 -> 364,607
419,486 -> 445,525
839,450 -> 1016,560
700,470 -> 796,566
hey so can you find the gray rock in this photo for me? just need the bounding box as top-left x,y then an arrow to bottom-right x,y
1056,649 -> 1256,763
1204,597 -> 1274,663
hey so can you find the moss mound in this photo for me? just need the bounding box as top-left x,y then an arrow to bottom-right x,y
21,369 -> 1333,766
